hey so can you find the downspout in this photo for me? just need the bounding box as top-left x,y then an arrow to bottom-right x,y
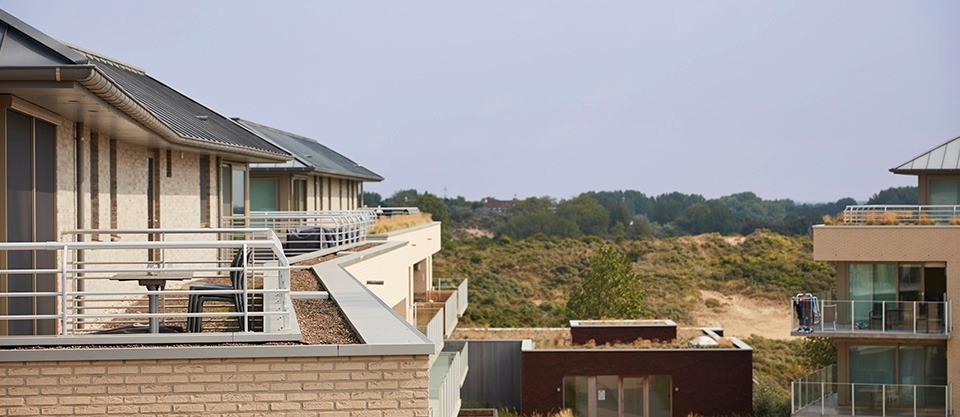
74,122 -> 85,326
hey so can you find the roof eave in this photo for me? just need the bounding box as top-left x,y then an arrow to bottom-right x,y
250,166 -> 383,182
0,66 -> 291,162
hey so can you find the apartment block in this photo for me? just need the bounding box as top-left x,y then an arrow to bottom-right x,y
0,8 -> 466,417
791,136 -> 960,416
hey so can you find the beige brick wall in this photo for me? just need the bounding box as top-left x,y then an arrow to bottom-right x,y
813,225 -> 960,404
0,354 -> 429,416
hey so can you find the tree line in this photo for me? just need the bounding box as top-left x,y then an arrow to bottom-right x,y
364,186 -> 917,240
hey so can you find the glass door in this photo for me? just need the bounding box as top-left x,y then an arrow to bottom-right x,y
563,375 -> 671,417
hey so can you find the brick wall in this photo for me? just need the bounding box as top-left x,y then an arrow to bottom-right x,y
0,354 -> 429,416
521,349 -> 753,417
813,225 -> 960,406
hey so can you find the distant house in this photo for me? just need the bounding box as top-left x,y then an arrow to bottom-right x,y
483,198 -> 514,213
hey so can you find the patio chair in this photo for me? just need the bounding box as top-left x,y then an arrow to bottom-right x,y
186,250 -> 250,333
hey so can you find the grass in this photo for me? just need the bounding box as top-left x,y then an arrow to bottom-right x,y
369,213 -> 433,234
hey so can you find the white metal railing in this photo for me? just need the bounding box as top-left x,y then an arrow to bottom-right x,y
840,205 -> 960,225
430,341 -> 468,417
792,378 -> 951,416
456,279 -> 468,317
1,228 -> 294,345
222,210 -> 377,256
436,278 -> 469,318
792,298 -> 951,336
416,304 -> 445,364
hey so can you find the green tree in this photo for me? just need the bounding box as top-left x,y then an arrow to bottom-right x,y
567,247 -> 648,320
867,186 -> 918,205
415,193 -> 451,224
557,194 -> 609,236
362,191 -> 382,207
384,189 -> 419,207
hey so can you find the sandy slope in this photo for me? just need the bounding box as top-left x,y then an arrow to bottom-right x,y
689,289 -> 792,340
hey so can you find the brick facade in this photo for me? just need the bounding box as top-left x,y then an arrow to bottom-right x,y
0,354 -> 429,416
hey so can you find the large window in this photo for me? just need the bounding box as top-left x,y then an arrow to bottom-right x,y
4,109 -> 56,335
220,163 -> 246,225
250,177 -> 279,212
563,375 -> 671,417
928,178 -> 960,205
850,343 -> 946,405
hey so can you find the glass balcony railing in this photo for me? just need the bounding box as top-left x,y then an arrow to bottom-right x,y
792,366 -> 951,417
792,298 -> 950,336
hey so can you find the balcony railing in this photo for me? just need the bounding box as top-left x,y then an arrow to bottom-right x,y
838,205 -> 960,225
1,228 -> 296,345
792,298 -> 951,337
222,210 -> 377,256
792,366 -> 951,417
430,340 -> 469,417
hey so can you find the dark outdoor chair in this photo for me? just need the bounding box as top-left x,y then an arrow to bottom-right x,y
93,323 -> 184,334
283,226 -> 324,253
186,250 -> 250,333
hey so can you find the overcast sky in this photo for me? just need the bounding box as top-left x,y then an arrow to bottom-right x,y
3,2 -> 958,202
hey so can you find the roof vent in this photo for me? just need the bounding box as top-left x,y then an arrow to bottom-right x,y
196,115 -> 209,121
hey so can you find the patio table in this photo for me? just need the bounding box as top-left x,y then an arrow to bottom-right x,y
110,271 -> 193,333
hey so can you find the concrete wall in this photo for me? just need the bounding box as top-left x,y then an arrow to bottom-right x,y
0,354 -> 429,416
813,225 -> 960,404
521,348 -> 753,417
352,223 -> 441,322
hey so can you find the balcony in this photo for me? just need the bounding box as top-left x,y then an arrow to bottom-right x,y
833,205 -> 960,225
791,298 -> 951,340
416,278 -> 469,342
792,365 -> 951,417
1,228 -> 297,346
222,209 -> 377,257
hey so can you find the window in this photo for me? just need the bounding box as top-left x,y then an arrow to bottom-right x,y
250,177 -> 279,212
292,178 -> 307,211
220,163 -> 246,226
199,156 -> 210,225
928,178 -> 960,205
4,109 -> 57,335
563,375 -> 671,417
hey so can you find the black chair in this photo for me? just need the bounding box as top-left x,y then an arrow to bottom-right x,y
187,250 -> 249,333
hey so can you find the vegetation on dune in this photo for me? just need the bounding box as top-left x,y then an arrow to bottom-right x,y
434,230 -> 834,328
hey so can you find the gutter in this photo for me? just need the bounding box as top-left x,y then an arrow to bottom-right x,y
249,166 -> 384,182
0,66 -> 291,162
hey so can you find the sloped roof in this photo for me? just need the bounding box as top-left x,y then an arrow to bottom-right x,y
891,135 -> 960,174
0,9 -> 289,160
236,119 -> 383,182
78,51 -> 287,156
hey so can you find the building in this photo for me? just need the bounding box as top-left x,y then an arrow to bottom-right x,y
458,320 -> 754,417
791,136 -> 960,416
235,118 -> 383,214
0,8 -> 467,417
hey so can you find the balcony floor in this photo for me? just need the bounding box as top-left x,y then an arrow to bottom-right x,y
791,321 -> 948,340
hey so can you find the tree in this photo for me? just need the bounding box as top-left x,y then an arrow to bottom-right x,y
415,193 -> 450,224
567,247 -> 648,320
867,186 -> 918,205
557,194 -> 609,236
383,189 -> 419,207
362,191 -> 382,207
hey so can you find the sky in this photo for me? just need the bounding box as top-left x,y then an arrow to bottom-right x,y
3,1 -> 959,203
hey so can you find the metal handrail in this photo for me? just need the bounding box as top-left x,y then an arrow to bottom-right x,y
221,210 -> 376,256
840,205 -> 960,225
0,229 -> 293,344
